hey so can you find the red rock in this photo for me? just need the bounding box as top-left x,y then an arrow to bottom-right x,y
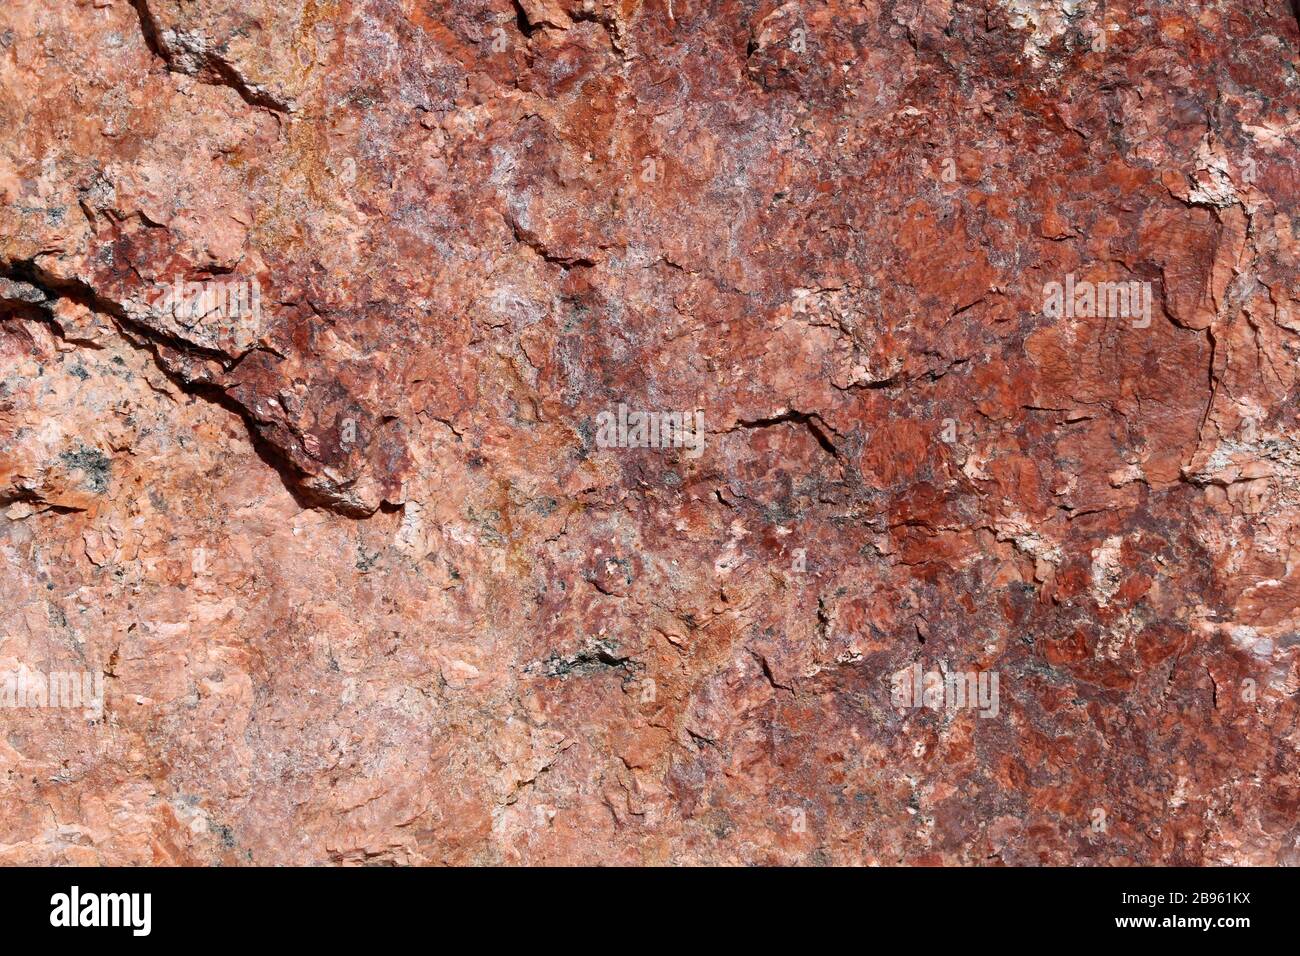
1,0 -> 1298,866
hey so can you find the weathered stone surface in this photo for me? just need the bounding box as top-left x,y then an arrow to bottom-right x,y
1,0 -> 1297,864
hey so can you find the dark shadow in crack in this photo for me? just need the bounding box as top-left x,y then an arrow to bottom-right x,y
2,260 -> 376,519
126,0 -> 291,114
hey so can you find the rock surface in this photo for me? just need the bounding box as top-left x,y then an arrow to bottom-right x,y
1,0 -> 1298,864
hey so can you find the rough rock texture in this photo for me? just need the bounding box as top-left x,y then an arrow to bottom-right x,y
2,0 -> 1298,865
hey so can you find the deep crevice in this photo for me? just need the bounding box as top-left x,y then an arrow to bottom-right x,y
732,410 -> 843,461
127,0 -> 291,114
511,0 -> 539,37
505,214 -> 596,268
0,489 -> 87,516
1,259 -> 373,519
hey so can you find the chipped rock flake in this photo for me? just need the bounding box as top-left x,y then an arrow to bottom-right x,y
0,0 -> 1298,866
